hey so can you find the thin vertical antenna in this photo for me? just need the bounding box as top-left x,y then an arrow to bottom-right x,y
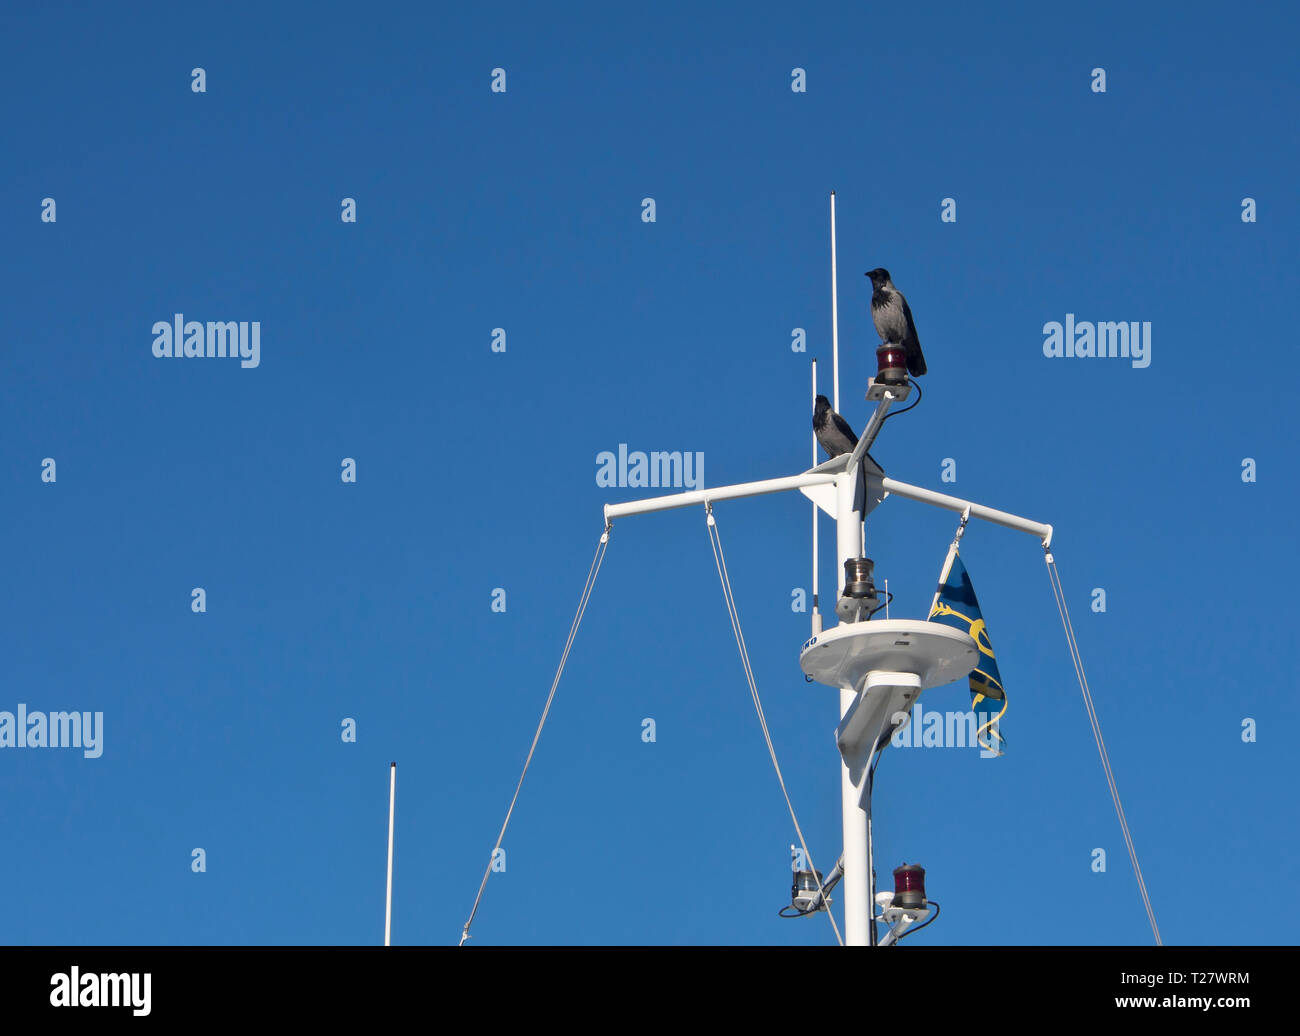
830,191 -> 840,412
811,359 -> 821,636
884,578 -> 889,619
385,761 -> 396,946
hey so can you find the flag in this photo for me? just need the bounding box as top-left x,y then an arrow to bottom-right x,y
927,551 -> 1007,754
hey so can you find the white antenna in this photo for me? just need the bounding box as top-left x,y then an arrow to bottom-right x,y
811,359 -> 822,636
385,761 -> 396,946
830,191 -> 840,413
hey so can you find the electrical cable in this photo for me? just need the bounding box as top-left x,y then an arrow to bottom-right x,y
867,591 -> 894,619
881,377 -> 922,423
893,899 -> 940,942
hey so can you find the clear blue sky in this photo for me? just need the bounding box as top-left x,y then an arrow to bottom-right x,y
2,1 -> 1296,946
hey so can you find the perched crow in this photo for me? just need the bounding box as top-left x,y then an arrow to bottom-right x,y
865,268 -> 927,377
813,394 -> 858,458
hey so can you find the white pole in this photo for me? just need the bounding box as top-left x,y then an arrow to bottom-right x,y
879,478 -> 1053,547
835,469 -> 869,945
812,360 -> 822,636
835,471 -> 858,598
830,191 -> 840,413
830,198 -> 867,944
602,469 -> 1051,543
604,471 -> 837,520
847,389 -> 900,471
840,688 -> 869,945
385,761 -> 396,946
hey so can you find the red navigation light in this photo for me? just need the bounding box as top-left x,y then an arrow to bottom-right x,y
875,344 -> 908,385
893,863 -> 926,909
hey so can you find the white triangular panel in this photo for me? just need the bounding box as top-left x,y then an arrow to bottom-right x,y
798,454 -> 889,519
800,481 -> 839,518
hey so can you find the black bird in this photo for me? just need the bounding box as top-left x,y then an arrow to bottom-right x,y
813,394 -> 858,459
865,268 -> 927,377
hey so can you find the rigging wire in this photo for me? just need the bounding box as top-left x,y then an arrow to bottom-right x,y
705,504 -> 845,947
1044,546 -> 1162,946
458,522 -> 613,946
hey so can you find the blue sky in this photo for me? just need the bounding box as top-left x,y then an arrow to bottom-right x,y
2,1 -> 1296,945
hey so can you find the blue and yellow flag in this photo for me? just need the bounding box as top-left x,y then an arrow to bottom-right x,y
928,551 -> 1007,754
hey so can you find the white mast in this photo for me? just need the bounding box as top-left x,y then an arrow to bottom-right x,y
601,197 -> 1054,948
835,468 -> 869,943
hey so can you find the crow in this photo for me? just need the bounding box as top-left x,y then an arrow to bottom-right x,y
813,394 -> 858,458
865,268 -> 927,377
